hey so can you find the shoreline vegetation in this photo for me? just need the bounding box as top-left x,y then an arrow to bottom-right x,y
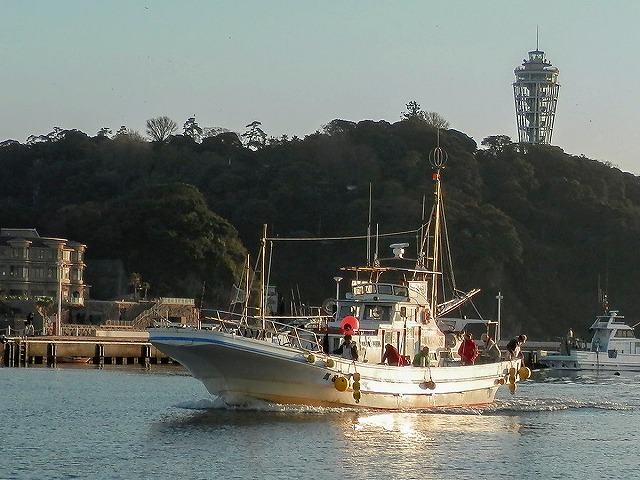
1,113 -> 638,339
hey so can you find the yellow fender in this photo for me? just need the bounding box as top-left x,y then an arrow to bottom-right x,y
334,375 -> 348,392
518,366 -> 531,380
306,353 -> 316,363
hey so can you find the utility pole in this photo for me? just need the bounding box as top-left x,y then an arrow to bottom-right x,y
496,291 -> 503,343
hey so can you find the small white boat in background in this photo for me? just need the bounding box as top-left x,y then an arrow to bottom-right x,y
538,310 -> 640,371
149,138 -> 529,409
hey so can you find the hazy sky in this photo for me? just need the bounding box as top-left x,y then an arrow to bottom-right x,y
2,1 -> 639,173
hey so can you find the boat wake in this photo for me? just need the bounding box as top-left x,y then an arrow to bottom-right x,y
175,395 -> 356,413
174,394 -> 633,416
489,397 -> 634,413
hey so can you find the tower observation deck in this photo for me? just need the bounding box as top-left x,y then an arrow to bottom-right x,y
513,48 -> 560,144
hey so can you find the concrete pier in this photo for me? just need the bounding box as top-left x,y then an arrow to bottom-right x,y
0,335 -> 176,367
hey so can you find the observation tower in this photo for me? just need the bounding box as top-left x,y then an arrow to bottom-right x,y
513,43 -> 560,144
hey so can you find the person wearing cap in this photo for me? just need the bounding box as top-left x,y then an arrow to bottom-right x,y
457,333 -> 479,366
479,333 -> 501,362
333,334 -> 359,360
506,334 -> 527,360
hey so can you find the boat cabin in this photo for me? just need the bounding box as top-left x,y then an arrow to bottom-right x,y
589,311 -> 640,356
326,277 -> 450,365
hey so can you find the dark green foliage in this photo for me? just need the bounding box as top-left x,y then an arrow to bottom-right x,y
107,183 -> 246,304
2,124 -> 640,339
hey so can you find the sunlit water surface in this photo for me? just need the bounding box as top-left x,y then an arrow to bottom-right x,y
1,366 -> 638,479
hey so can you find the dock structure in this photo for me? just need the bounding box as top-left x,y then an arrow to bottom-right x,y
1,296 -> 199,367
1,334 -> 176,367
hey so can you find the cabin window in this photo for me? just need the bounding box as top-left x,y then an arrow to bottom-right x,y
377,285 -> 393,295
393,286 -> 408,297
365,305 -> 390,322
614,330 -> 634,338
364,284 -> 376,294
338,305 -> 359,319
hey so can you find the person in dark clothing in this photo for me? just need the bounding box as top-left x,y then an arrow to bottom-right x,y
333,334 -> 358,361
506,334 -> 527,360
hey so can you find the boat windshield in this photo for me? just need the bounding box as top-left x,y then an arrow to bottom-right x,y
352,283 -> 408,297
614,329 -> 636,338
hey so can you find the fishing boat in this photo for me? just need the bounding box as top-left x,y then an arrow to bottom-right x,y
538,310 -> 640,371
149,139 -> 529,409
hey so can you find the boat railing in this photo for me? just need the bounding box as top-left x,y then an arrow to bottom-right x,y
198,309 -> 326,353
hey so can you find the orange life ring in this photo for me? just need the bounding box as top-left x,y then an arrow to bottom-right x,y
340,315 -> 359,334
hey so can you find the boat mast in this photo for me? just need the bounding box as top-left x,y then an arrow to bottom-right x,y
428,131 -> 448,318
260,224 -> 267,327
367,183 -> 372,266
243,254 -> 250,318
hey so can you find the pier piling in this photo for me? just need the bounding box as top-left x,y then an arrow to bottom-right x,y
1,336 -> 175,367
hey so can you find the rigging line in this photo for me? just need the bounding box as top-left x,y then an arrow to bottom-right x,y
265,227 -> 424,242
440,202 -> 457,291
469,299 -> 485,321
420,200 -> 438,257
266,240 -> 274,314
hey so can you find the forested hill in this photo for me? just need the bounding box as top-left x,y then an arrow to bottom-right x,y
2,119 -> 640,340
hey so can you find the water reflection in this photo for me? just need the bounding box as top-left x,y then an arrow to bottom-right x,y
352,412 -> 522,438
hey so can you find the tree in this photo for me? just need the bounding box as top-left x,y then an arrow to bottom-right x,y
129,273 -> 142,300
140,282 -> 151,300
201,126 -> 231,139
200,131 -> 243,154
401,101 -> 450,129
242,121 -> 267,150
96,127 -> 112,138
481,135 -> 515,157
322,119 -> 356,136
146,116 -> 177,142
35,296 -> 55,332
423,111 -> 449,129
402,101 -> 423,120
183,116 -> 203,143
112,183 -> 247,305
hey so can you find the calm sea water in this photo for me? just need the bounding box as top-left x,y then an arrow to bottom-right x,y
1,365 -> 637,480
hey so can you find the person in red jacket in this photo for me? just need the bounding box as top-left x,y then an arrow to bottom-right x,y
458,333 -> 478,365
380,343 -> 402,366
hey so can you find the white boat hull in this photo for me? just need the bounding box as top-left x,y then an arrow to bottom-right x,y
538,351 -> 640,372
150,328 -> 524,409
